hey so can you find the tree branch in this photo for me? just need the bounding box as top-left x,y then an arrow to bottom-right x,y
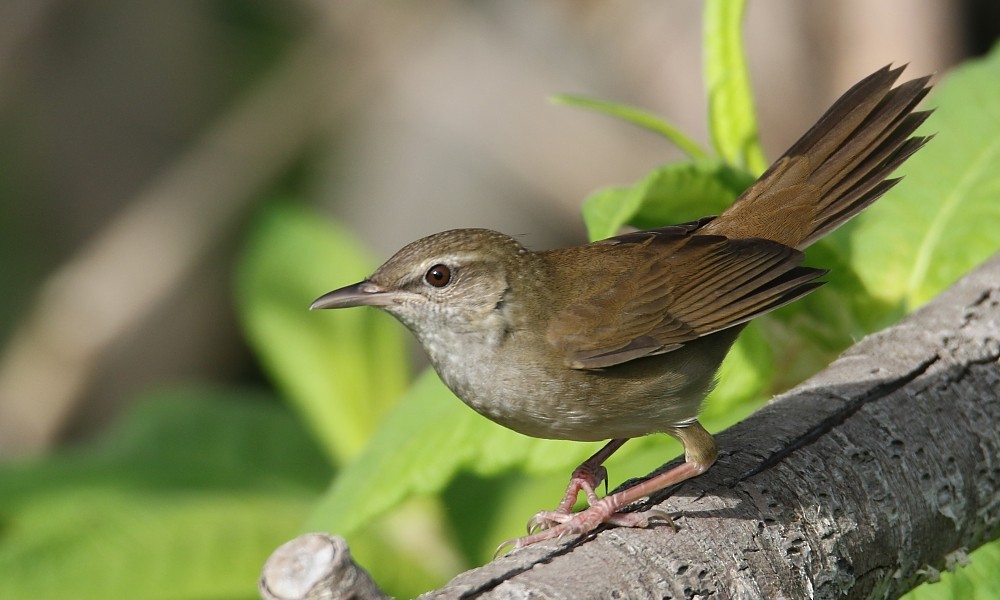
263,252 -> 1000,599
260,534 -> 390,600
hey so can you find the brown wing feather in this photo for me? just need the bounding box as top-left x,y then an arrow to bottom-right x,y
546,230 -> 825,369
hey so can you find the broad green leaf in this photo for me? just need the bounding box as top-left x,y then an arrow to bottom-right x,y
703,0 -> 767,174
582,159 -> 754,241
581,184 -> 640,241
236,203 -> 408,463
627,160 -> 755,228
307,370 -> 601,537
552,94 -> 709,160
845,48 -> 1000,312
0,387 -> 329,600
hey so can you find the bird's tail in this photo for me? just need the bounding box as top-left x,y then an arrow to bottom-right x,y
702,65 -> 932,249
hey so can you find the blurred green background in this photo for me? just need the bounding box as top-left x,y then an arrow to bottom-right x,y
1,2 -> 999,599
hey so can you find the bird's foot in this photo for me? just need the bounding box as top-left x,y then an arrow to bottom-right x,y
499,428 -> 713,557
526,463 -> 608,534
498,499 -> 675,556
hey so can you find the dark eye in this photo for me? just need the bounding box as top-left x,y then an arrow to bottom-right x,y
425,264 -> 452,288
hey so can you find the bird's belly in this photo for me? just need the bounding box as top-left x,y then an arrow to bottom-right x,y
430,336 -> 729,442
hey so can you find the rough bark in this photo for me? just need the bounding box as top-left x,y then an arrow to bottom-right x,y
263,252 -> 1000,599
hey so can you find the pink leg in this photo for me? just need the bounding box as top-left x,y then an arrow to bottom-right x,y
499,422 -> 717,555
528,438 -> 629,533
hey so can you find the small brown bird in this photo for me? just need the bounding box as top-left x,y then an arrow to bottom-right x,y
311,66 -> 932,551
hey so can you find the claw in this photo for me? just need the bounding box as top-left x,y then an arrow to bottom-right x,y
528,510 -> 573,534
526,512 -> 559,534
493,538 -> 516,559
526,514 -> 543,535
494,521 -> 582,558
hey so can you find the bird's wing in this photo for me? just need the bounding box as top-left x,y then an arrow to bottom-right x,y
546,229 -> 826,369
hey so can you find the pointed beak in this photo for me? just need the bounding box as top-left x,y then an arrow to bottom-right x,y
309,281 -> 396,310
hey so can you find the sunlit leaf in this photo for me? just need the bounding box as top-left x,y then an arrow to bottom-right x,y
582,159 -> 753,241
842,50 -> 1000,313
236,203 -> 409,463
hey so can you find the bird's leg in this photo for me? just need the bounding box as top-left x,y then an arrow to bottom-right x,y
500,422 -> 717,554
527,438 -> 629,533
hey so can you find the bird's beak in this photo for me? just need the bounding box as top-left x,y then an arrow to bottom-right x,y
309,281 -> 396,310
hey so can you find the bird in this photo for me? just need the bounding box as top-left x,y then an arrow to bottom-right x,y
310,65 -> 932,551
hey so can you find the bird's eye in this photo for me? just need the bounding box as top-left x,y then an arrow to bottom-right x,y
425,264 -> 452,288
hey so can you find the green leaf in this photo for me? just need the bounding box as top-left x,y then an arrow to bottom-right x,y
582,159 -> 754,241
236,203 -> 409,463
626,161 -> 755,227
704,0 -> 767,174
551,94 -> 709,160
0,387 -> 330,600
842,48 -> 1000,314
307,370 -> 601,538
581,184 -> 640,241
